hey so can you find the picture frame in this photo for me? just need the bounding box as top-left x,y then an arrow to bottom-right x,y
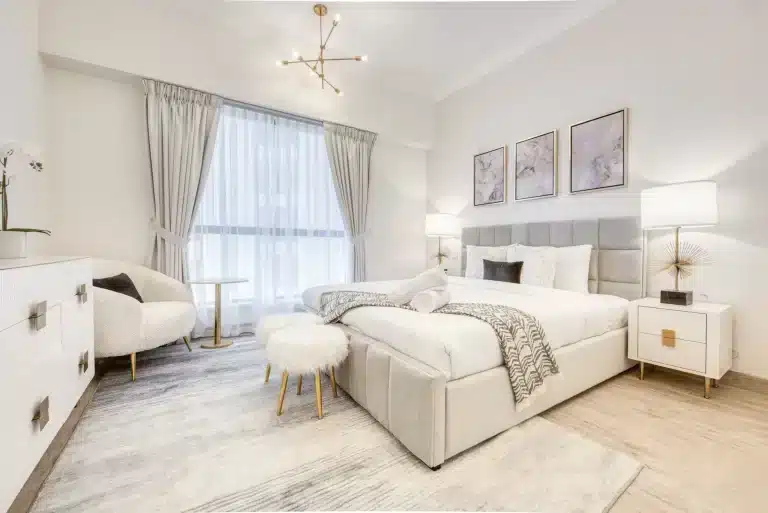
569,109 -> 628,194
473,146 -> 506,206
514,130 -> 557,201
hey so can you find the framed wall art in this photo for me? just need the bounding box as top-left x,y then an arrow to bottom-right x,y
570,109 -> 627,194
514,130 -> 557,201
473,146 -> 506,206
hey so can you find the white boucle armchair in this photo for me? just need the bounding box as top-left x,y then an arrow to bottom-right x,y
92,259 -> 197,381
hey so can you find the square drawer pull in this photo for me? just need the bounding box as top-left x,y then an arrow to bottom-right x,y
29,301 -> 48,331
76,283 -> 88,303
32,396 -> 50,431
79,351 -> 90,373
662,329 -> 676,348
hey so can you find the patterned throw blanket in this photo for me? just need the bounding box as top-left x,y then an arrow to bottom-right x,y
319,290 -> 560,410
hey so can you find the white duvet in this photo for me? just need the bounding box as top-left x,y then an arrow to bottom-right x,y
302,277 -> 628,380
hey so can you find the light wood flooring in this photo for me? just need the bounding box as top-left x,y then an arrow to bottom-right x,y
543,366 -> 768,513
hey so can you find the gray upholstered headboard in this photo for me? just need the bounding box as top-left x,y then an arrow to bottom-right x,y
461,217 -> 643,300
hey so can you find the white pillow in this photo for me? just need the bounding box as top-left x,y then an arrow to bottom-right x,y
465,245 -> 508,279
554,245 -> 593,294
506,244 -> 557,288
388,267 -> 447,305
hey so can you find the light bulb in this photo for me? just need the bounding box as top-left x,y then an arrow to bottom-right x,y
336,89 -> 344,97
334,13 -> 341,22
276,60 -> 286,67
360,55 -> 368,62
292,50 -> 300,59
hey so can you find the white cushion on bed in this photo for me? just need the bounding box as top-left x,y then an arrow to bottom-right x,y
506,244 -> 557,288
388,267 -> 447,305
465,245 -> 508,279
553,245 -> 593,294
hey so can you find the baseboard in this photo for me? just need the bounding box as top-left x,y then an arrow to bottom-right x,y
8,377 -> 101,513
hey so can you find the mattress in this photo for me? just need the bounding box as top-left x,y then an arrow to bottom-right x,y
303,277 -> 629,380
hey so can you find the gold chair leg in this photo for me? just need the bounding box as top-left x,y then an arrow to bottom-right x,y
314,370 -> 323,419
705,377 -> 711,399
183,336 -> 192,352
330,367 -> 338,398
297,375 -> 303,395
277,371 -> 289,416
130,353 -> 136,382
639,361 -> 644,380
264,363 -> 271,384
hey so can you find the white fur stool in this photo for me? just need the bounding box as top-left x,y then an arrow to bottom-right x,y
266,324 -> 348,419
257,313 -> 322,383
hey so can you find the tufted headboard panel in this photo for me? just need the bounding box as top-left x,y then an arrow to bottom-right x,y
461,217 -> 643,300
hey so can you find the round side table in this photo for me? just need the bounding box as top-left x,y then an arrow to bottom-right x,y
187,277 -> 247,349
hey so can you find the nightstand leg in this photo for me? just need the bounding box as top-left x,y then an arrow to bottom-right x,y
713,379 -> 719,388
639,362 -> 645,380
704,377 -> 711,399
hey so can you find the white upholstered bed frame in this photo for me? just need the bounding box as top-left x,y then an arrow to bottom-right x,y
330,217 -> 643,469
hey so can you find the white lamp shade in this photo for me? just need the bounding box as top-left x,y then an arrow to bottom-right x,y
425,213 -> 461,237
641,181 -> 718,230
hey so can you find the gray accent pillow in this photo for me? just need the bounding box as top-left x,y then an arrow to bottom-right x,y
483,259 -> 523,284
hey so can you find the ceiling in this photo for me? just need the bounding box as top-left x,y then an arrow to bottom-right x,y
169,0 -> 614,102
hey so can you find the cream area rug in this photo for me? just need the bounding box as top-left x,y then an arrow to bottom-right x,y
31,338 -> 641,513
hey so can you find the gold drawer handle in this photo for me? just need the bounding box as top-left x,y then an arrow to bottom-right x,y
32,396 -> 50,431
75,284 -> 88,303
661,329 -> 676,348
78,351 -> 90,374
29,301 -> 48,331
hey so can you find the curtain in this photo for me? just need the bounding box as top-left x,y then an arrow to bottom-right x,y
144,79 -> 222,281
187,104 -> 350,337
323,123 -> 377,282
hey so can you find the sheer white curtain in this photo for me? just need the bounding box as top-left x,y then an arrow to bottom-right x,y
187,104 -> 350,337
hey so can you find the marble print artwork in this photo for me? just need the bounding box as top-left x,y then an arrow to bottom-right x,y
571,110 -> 626,193
515,131 -> 556,200
31,338 -> 642,513
474,147 -> 506,206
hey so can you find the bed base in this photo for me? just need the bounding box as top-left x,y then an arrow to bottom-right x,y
333,326 -> 632,468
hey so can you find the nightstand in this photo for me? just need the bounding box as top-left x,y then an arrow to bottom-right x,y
628,297 -> 733,398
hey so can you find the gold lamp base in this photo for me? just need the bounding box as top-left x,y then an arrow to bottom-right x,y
201,340 -> 233,350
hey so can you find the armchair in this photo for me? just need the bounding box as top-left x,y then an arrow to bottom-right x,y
92,259 -> 197,380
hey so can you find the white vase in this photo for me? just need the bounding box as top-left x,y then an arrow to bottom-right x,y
0,231 -> 27,259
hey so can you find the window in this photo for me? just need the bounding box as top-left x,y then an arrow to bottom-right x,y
187,103 -> 349,336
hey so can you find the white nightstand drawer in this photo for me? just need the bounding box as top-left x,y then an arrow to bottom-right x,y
638,333 -> 706,373
638,306 -> 707,343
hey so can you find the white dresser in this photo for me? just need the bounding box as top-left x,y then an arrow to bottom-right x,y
0,257 -> 95,512
628,297 -> 732,398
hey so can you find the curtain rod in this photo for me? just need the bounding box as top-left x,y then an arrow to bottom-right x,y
143,76 -> 376,135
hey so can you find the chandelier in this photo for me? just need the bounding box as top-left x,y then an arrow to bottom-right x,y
276,3 -> 367,96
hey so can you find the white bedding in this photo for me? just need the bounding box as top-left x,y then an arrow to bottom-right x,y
302,277 -> 628,380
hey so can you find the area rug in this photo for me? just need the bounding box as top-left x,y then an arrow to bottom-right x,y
31,338 -> 641,513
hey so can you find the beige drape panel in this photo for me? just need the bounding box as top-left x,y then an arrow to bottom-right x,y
143,79 -> 222,281
323,123 -> 377,282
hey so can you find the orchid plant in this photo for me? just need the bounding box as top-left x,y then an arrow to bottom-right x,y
0,143 -> 51,235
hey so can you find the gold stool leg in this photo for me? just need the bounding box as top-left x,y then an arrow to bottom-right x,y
639,361 -> 644,380
705,377 -> 711,399
314,370 -> 323,419
183,336 -> 192,352
297,374 -> 303,395
330,367 -> 338,398
264,363 -> 271,384
130,353 -> 136,382
277,371 -> 289,416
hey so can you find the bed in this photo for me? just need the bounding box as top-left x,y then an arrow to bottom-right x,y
302,217 -> 643,469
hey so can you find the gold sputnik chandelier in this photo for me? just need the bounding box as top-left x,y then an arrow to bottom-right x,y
276,3 -> 367,96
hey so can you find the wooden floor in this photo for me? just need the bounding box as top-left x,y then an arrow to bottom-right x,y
543,366 -> 768,513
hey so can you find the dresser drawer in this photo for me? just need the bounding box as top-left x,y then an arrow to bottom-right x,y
0,264 -> 68,333
638,306 -> 707,343
638,332 -> 706,373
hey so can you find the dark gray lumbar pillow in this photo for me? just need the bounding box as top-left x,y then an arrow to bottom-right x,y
483,259 -> 523,284
92,273 -> 144,303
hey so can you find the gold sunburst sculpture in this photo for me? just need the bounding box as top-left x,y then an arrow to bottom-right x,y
649,236 -> 711,289
275,4 -> 367,96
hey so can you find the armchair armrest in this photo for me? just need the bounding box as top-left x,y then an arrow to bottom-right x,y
93,288 -> 143,357
139,268 -> 194,303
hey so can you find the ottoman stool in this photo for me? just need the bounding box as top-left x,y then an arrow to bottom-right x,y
267,324 -> 348,419
257,313 -> 322,383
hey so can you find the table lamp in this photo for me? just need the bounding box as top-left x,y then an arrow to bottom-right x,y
641,181 -> 718,305
425,213 -> 461,266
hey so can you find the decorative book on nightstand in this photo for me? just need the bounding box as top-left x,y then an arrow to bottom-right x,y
628,297 -> 733,398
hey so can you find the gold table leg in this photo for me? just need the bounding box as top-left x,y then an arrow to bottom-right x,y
330,367 -> 338,398
277,371 -> 289,416
264,363 -> 271,383
314,370 -> 323,419
130,352 -> 136,382
639,361 -> 645,380
202,283 -> 233,349
705,377 -> 711,399
297,375 -> 303,395
713,379 -> 719,388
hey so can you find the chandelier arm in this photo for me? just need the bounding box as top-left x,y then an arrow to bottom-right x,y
301,59 -> 323,80
320,57 -> 362,62
322,76 -> 340,93
322,23 -> 338,50
319,14 -> 325,89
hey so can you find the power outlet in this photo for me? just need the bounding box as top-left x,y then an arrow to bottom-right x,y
732,349 -> 739,359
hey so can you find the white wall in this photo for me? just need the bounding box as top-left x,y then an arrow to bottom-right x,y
38,0 -> 434,150
45,67 -> 153,264
428,0 -> 768,377
44,65 -> 427,279
0,0 -> 50,254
